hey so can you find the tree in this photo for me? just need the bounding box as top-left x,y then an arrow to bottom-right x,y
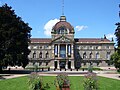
110,22 -> 120,72
110,52 -> 120,72
0,4 -> 32,72
115,22 -> 120,53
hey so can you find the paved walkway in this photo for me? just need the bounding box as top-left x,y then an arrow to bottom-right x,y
0,70 -> 120,80
97,74 -> 120,80
0,74 -> 28,80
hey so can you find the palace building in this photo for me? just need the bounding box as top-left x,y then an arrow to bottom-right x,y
28,16 -> 114,69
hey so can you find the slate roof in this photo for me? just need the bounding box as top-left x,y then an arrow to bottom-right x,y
31,38 -> 112,43
74,38 -> 111,43
30,38 -> 51,43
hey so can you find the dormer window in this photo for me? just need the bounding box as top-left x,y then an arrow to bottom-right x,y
58,27 -> 67,34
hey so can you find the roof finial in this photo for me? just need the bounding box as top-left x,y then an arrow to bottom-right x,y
62,0 -> 64,15
104,34 -> 107,39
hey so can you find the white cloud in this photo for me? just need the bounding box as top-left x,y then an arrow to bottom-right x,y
44,19 -> 59,36
106,33 -> 116,40
75,25 -> 88,31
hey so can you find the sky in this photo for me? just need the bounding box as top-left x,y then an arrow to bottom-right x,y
0,0 -> 120,42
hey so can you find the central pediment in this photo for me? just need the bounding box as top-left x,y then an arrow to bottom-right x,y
51,35 -> 74,43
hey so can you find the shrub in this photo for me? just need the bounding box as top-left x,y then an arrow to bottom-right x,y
83,73 -> 99,90
80,67 -> 103,71
54,73 -> 70,89
28,72 -> 44,90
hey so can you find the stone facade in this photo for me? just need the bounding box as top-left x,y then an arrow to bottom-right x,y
28,16 -> 114,69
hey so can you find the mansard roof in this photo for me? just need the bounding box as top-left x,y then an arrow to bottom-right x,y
30,38 -> 113,43
30,38 -> 51,43
74,38 -> 113,43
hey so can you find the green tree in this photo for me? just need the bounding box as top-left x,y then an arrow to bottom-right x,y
0,4 -> 32,72
110,52 -> 120,72
115,22 -> 120,53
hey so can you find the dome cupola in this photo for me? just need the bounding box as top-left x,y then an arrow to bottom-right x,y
52,16 -> 74,34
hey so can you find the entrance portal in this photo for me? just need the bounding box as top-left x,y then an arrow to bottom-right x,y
60,45 -> 66,58
59,61 -> 66,69
68,61 -> 71,69
54,61 -> 57,69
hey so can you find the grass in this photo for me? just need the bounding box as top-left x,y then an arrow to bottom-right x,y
0,76 -> 29,90
0,76 -> 120,90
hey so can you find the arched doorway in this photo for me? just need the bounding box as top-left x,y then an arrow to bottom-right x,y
68,61 -> 71,69
59,61 -> 66,69
54,61 -> 57,69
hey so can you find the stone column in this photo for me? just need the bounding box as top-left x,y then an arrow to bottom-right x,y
57,60 -> 59,69
58,44 -> 60,57
71,60 -> 74,69
66,44 -> 68,57
68,44 -> 71,56
66,61 -> 68,69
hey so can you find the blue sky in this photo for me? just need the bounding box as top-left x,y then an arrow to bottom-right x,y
0,0 -> 120,41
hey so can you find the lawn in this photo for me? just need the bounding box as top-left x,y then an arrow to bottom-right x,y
0,76 -> 120,90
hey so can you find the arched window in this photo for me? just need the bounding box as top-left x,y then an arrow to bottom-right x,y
39,52 -> 42,58
89,52 -> 92,59
46,52 -> 49,58
33,51 -> 36,58
96,52 -> 99,59
58,27 -> 67,34
83,52 -> 87,58
68,44 -> 71,56
54,45 -> 58,56
106,52 -> 110,59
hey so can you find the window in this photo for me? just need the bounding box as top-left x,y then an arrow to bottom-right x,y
54,45 -> 58,56
83,46 -> 87,49
106,52 -> 110,59
40,46 -> 42,49
45,45 -> 49,49
68,44 -> 71,55
87,46 -> 89,50
60,45 -> 66,58
96,52 -> 99,59
89,52 -> 92,59
106,46 -> 109,49
81,46 -> 83,50
58,27 -> 67,34
46,52 -> 49,58
96,46 -> 98,49
39,52 -> 42,58
83,52 -> 87,58
46,62 -> 48,66
90,46 -> 93,49
33,52 -> 36,58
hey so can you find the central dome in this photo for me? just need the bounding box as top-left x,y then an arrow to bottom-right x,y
52,16 -> 74,34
